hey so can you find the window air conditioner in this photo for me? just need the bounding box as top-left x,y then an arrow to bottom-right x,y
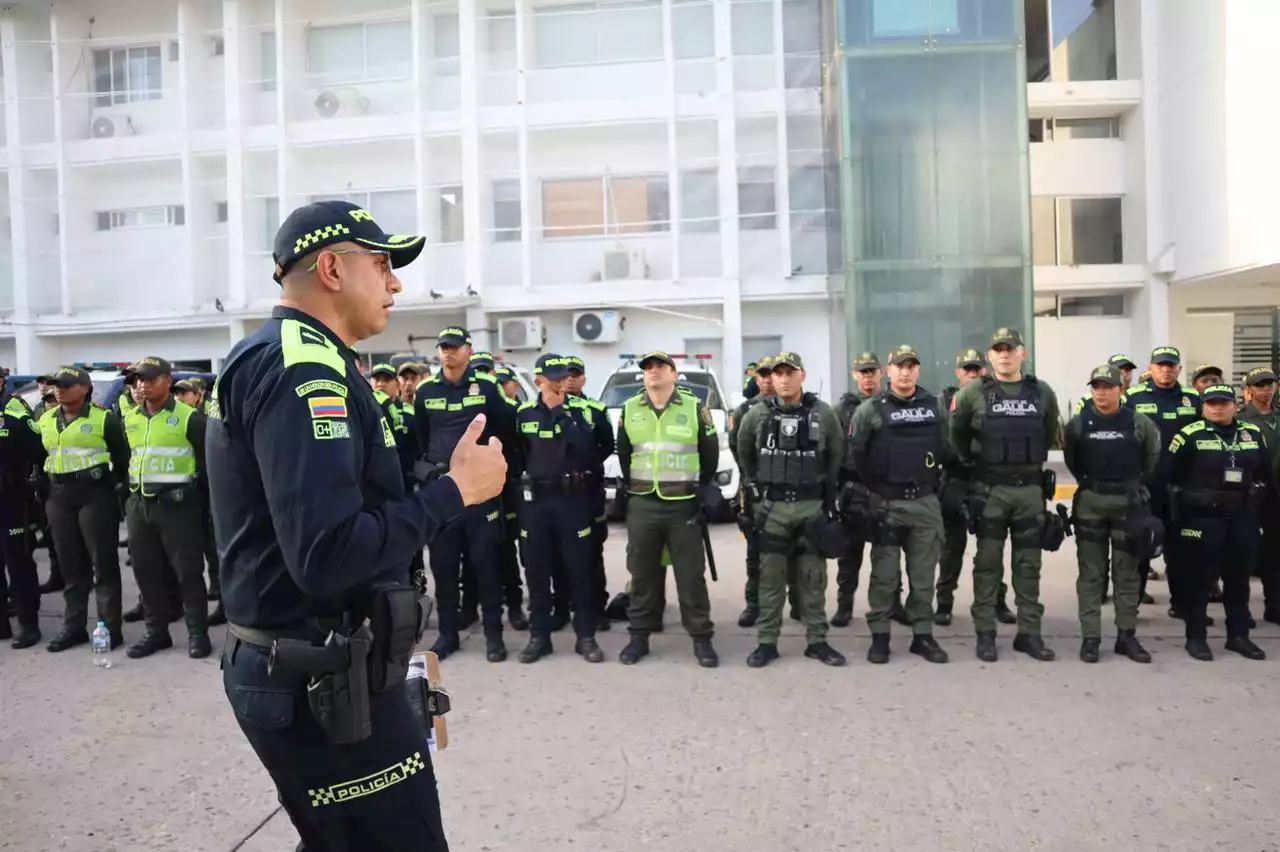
602,248 -> 648,280
90,114 -> 136,139
497,316 -> 545,351
315,89 -> 371,118
573,311 -> 624,345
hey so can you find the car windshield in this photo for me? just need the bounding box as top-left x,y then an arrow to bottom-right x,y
599,371 -> 722,409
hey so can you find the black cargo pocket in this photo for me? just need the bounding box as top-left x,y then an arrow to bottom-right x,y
231,686 -> 296,732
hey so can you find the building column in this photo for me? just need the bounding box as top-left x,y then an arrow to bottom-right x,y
713,0 -> 739,282
465,304 -> 490,352
459,0 -> 484,296
722,288 -> 743,392
177,0 -> 199,310
223,0 -> 247,309
48,7 -> 72,316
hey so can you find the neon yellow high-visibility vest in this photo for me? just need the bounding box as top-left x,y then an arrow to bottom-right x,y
39,405 -> 111,475
623,392 -> 700,500
124,400 -> 197,494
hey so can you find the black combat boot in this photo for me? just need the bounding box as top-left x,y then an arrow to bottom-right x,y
123,602 -> 145,624
485,629 -> 507,662
737,606 -> 759,628
910,635 -> 948,664
45,626 -> 89,653
1114,629 -> 1151,663
995,597 -> 1016,625
604,593 -> 630,621
1079,638 -> 1101,664
430,632 -> 461,660
789,606 -> 802,622
127,631 -> 174,659
1139,591 -> 1155,605
933,605 -> 952,627
805,642 -> 846,667
867,633 -> 890,664
829,603 -> 853,628
1012,633 -> 1055,661
189,633 -> 213,659
975,630 -> 998,662
619,635 -> 650,665
518,634 -> 552,663
11,622 -> 40,649
508,606 -> 529,631
746,643 -> 779,668
692,637 -> 719,668
1184,637 -> 1213,661
1225,635 -> 1266,660
575,636 -> 605,663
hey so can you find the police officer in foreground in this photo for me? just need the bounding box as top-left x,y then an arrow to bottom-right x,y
0,376 -> 45,648
1124,347 -> 1201,614
1240,367 -> 1279,622
565,354 -> 614,630
616,351 -> 719,667
40,367 -> 132,653
209,199 -> 506,850
936,348 -> 990,626
737,351 -> 846,668
516,354 -> 609,663
1166,384 -> 1273,661
1063,364 -> 1161,663
847,345 -> 949,664
951,328 -> 1062,662
416,327 -> 520,661
121,357 -> 213,659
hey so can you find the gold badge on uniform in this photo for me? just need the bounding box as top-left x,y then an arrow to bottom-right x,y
468,383 -> 480,396
1182,397 -> 1190,407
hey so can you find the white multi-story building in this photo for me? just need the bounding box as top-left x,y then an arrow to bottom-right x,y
0,0 -> 1275,396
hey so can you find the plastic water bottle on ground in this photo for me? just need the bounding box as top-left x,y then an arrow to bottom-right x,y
91,621 -> 112,669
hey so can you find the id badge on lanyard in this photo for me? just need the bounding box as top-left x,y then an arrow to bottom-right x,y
1223,427 -> 1243,484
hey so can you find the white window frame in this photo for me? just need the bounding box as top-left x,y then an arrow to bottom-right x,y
305,20 -> 413,88
532,0 -> 664,69
492,179 -> 522,243
92,45 -> 163,108
95,205 -> 184,232
540,174 -> 670,239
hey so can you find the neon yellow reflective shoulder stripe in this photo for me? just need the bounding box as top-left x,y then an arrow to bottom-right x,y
281,318 -> 348,377
475,372 -> 497,383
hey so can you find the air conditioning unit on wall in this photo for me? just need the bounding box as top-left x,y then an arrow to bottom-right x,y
90,114 -> 136,138
497,316 -> 545,350
573,310 -> 624,344
600,248 -> 649,280
315,89 -> 370,118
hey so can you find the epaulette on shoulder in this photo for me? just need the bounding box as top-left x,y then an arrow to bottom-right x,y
1124,382 -> 1151,397
1184,386 -> 1202,398
566,396 -> 587,409
517,400 -> 535,412
1180,420 -> 1207,436
474,371 -> 496,383
1240,420 -> 1262,433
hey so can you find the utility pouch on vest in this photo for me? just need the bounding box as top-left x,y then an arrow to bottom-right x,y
269,621 -> 373,745
783,451 -> 802,488
758,448 -> 777,484
1041,469 -> 1057,502
798,450 -> 818,486
1041,510 -> 1066,552
966,483 -> 990,536
367,585 -> 425,693
807,409 -> 821,446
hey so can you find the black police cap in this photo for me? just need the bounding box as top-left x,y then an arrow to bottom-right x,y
272,200 -> 425,283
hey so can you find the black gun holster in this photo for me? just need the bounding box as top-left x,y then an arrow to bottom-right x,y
368,584 -> 428,692
269,621 -> 375,745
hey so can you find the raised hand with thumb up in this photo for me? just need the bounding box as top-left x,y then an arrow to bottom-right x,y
446,414 -> 508,506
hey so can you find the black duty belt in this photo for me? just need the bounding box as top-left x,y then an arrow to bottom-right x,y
764,484 -> 823,502
49,468 -> 113,486
871,482 -> 938,501
527,472 -> 595,497
981,470 -> 1042,488
227,622 -> 313,649
1180,488 -> 1245,510
1081,480 -> 1138,496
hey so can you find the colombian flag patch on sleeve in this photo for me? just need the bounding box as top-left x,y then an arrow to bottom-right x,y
308,397 -> 348,419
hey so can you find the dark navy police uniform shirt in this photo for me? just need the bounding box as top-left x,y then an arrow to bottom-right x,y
205,306 -> 465,629
414,365 -> 519,471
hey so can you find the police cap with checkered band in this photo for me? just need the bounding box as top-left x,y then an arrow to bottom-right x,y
272,200 -> 426,284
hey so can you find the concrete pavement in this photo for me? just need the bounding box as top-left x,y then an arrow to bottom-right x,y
2,524 -> 1279,852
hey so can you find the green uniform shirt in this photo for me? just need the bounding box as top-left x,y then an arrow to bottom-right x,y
949,374 -> 1063,474
1062,405 -> 1162,482
736,394 -> 844,490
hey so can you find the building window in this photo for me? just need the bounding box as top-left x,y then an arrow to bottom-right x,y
533,1 -> 662,68
309,190 -> 417,236
263,197 -> 279,250
492,180 -> 521,242
1051,0 -> 1117,82
673,0 -> 714,60
1032,196 -> 1124,265
215,201 -> 229,223
439,186 -> 465,243
486,10 -> 517,71
95,205 -> 184,232
261,31 -> 277,92
92,46 -> 163,107
307,21 -> 412,87
738,167 -> 777,231
680,169 -> 719,234
1031,116 -> 1120,142
434,15 -> 461,77
731,0 -> 774,56
1035,293 -> 1127,318
541,175 -> 669,238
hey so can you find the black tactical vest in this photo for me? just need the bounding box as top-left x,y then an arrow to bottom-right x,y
1077,405 -> 1142,484
1185,422 -> 1266,494
756,394 -> 822,491
867,391 -> 944,492
979,376 -> 1047,465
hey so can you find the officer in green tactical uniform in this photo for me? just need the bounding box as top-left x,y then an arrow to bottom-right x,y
1190,363 -> 1223,394
1240,367 -> 1279,623
616,351 -> 720,667
1166,384 -> 1274,661
729,356 -> 800,626
950,328 -> 1063,662
1063,364 -> 1161,663
833,352 -> 907,627
120,357 -> 213,660
1071,354 -> 1137,415
936,348 -> 995,626
846,345 -> 950,664
1124,346 -> 1201,615
736,352 -> 847,668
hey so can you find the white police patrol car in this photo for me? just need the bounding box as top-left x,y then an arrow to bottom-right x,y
595,354 -> 738,522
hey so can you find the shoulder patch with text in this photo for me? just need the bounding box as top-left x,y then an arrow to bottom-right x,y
296,379 -> 349,399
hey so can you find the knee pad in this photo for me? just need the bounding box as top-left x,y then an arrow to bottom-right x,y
1010,514 -> 1043,548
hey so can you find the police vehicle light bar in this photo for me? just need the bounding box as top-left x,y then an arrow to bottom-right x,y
617,353 -> 713,361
